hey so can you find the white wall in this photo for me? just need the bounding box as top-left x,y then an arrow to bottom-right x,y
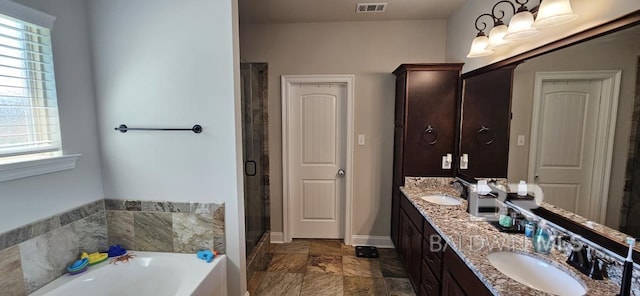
86,0 -> 246,295
446,0 -> 640,73
240,20 -> 448,238
0,0 -> 104,233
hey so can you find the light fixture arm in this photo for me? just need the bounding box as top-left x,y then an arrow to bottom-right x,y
491,0 -> 516,25
474,13 -> 496,35
514,0 -> 531,13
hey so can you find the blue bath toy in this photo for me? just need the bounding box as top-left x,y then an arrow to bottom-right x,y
66,258 -> 89,275
107,245 -> 127,257
197,250 -> 215,263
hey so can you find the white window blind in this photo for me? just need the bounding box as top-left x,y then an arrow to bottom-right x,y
0,9 -> 60,158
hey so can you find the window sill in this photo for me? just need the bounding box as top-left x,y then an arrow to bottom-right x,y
0,154 -> 81,182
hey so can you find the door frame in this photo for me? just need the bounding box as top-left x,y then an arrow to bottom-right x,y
528,70 -> 622,223
281,74 -> 355,244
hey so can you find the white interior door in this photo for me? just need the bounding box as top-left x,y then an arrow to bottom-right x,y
289,83 -> 346,238
531,80 -> 602,218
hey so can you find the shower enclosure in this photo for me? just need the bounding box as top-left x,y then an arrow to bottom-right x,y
240,62 -> 269,256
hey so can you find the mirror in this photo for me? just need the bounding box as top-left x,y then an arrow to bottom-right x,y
458,11 -> 640,261
508,22 -> 640,235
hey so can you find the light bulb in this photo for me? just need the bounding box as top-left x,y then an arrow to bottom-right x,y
487,23 -> 512,49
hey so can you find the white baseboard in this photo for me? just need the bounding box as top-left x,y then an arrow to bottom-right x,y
270,232 -> 284,243
350,235 -> 394,248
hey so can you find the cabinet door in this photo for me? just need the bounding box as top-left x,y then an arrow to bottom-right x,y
399,208 -> 422,292
460,66 -> 515,178
441,247 -> 493,296
441,269 -> 467,296
404,70 -> 460,177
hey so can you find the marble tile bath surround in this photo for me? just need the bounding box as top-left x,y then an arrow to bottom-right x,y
0,199 -> 225,295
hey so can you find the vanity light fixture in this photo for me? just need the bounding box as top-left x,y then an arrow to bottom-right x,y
466,13 -> 495,58
534,0 -> 577,28
466,0 -> 578,58
503,0 -> 538,40
487,1 -> 517,49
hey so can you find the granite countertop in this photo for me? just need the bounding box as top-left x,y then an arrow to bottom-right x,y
400,181 -> 620,295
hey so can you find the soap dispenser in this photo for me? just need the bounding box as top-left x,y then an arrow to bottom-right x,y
532,221 -> 553,254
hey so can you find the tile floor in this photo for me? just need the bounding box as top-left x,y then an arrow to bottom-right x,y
248,239 -> 416,296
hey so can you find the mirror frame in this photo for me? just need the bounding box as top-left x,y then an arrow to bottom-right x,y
456,9 -> 640,263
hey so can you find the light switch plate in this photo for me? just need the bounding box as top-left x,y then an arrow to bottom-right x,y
442,156 -> 451,169
460,155 -> 468,170
358,134 -> 365,146
517,135 -> 526,146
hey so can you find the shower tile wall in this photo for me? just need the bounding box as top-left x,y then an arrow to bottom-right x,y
0,199 -> 226,295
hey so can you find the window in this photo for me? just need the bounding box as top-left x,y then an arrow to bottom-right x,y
0,10 -> 59,159
0,0 -> 78,182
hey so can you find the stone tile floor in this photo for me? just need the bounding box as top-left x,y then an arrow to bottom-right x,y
248,239 -> 416,296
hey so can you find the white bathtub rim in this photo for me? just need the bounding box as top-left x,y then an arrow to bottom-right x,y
29,251 -> 226,296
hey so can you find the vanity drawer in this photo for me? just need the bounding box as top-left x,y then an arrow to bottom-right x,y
401,193 -> 424,233
422,220 -> 443,257
423,238 -> 442,280
421,259 -> 440,296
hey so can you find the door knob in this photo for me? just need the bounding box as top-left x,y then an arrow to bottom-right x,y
337,169 -> 345,176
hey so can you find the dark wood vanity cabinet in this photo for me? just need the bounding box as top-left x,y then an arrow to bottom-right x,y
399,194 -> 424,291
459,66 -> 516,178
399,194 -> 493,296
391,63 -> 463,247
441,247 -> 493,296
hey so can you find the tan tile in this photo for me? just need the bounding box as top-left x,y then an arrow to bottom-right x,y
0,245 -> 26,296
309,240 -> 342,255
344,276 -> 387,295
300,273 -> 343,296
385,278 -> 416,296
267,253 -> 308,273
270,239 -> 310,254
248,271 -> 266,295
306,254 -> 342,275
343,255 -> 383,277
255,272 -> 303,296
342,244 -> 356,256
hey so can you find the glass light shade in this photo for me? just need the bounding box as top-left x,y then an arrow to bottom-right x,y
504,11 -> 538,40
466,34 -> 493,58
534,0 -> 577,28
487,24 -> 512,49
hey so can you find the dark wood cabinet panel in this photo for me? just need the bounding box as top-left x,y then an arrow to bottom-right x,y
441,247 -> 493,296
391,63 -> 462,248
399,206 -> 423,292
459,66 -> 516,178
393,64 -> 463,178
421,260 -> 440,296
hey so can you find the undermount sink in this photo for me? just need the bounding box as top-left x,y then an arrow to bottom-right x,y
420,195 -> 461,206
487,251 -> 587,296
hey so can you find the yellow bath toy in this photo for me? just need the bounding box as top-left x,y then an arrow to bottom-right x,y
81,252 -> 109,265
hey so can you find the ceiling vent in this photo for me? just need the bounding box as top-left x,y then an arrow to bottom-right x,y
356,3 -> 387,13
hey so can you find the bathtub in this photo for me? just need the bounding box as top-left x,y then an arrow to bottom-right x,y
30,251 -> 227,296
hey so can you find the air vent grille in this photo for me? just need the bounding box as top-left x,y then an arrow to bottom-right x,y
356,3 -> 387,13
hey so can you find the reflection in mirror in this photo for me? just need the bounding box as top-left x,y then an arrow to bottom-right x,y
508,24 -> 640,235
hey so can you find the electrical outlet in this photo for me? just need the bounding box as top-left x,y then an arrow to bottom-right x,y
517,135 -> 526,146
358,134 -> 365,146
442,155 -> 452,169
